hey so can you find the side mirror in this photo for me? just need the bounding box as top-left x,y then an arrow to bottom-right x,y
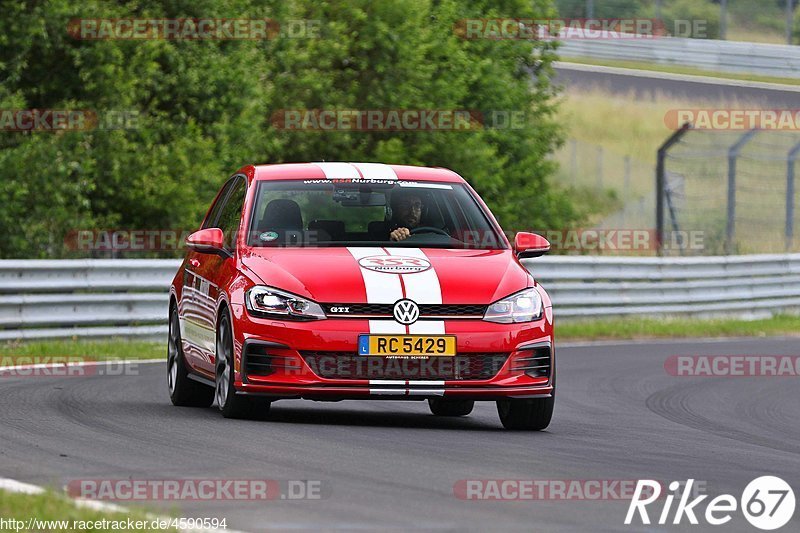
186,228 -> 229,256
514,232 -> 550,258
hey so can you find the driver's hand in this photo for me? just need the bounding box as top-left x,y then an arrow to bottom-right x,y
390,227 -> 411,241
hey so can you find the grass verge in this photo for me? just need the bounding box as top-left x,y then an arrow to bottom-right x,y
554,83 -> 755,166
0,339 -> 162,366
0,488 -> 162,533
557,314 -> 800,342
0,316 -> 797,360
560,56 -> 800,87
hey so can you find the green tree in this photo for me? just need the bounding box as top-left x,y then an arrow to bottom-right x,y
0,0 -> 576,258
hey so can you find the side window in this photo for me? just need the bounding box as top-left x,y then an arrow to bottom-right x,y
216,177 -> 247,251
202,180 -> 234,229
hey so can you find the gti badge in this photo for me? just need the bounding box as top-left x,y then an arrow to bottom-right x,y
393,299 -> 420,325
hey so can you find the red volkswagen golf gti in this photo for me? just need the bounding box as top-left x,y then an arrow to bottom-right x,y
168,162 -> 555,430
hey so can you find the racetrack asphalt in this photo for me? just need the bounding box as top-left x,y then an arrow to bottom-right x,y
0,337 -> 798,532
554,63 -> 800,107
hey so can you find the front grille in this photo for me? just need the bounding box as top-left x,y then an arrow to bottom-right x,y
300,351 -> 509,381
509,345 -> 551,378
324,303 -> 486,318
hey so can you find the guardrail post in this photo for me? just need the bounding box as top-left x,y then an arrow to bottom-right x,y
726,129 -> 758,255
656,123 -> 691,256
787,141 -> 800,251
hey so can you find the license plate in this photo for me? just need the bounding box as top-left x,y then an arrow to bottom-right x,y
358,335 -> 456,357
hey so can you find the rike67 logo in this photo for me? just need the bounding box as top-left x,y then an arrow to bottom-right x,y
626,477 -> 795,530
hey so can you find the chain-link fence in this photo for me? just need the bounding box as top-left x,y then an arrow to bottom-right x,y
552,130 -> 800,256
555,138 -> 655,230
658,128 -> 800,256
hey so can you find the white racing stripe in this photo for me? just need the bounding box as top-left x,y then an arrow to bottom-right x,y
370,380 -> 406,386
313,162 -> 397,181
347,247 -> 404,334
368,379 -> 405,396
348,247 -> 446,335
408,380 -> 445,396
368,379 -> 444,396
369,389 -> 403,395
386,248 -> 445,335
407,389 -> 444,396
350,162 -> 397,180
368,320 -> 406,334
312,162 -> 361,180
346,247 -> 404,304
409,380 -> 444,387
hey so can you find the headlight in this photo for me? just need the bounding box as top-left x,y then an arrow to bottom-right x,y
483,288 -> 543,323
245,286 -> 326,320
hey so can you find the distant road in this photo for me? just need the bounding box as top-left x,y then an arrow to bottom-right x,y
554,62 -> 800,107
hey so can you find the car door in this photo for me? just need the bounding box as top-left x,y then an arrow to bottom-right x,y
190,176 -> 248,375
181,178 -> 234,373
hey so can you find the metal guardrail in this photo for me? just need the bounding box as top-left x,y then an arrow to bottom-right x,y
0,255 -> 798,340
559,37 -> 800,79
0,260 -> 173,341
526,254 -> 800,318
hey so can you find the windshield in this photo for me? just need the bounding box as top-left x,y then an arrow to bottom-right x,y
246,180 -> 506,249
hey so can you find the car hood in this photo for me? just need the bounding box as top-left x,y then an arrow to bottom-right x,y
240,247 -> 532,305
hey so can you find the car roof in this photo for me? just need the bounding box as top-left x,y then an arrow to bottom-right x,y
243,162 -> 466,184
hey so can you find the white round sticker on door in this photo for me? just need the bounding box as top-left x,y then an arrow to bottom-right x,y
358,255 -> 431,274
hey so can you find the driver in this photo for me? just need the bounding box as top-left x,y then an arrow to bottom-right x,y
388,190 -> 424,241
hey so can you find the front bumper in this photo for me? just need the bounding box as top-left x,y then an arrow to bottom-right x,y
230,303 -> 554,401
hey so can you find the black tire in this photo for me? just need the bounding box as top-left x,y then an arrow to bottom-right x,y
428,398 -> 474,417
496,396 -> 554,430
167,305 -> 214,407
215,310 -> 271,419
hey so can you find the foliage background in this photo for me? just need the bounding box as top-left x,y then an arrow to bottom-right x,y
0,0 -> 579,258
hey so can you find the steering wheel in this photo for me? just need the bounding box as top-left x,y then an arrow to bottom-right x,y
410,226 -> 449,236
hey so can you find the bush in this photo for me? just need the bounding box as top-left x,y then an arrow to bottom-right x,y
661,0 -> 720,39
554,0 -> 645,19
0,0 -> 579,258
794,8 -> 800,44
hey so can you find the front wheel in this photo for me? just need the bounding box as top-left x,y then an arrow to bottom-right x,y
215,311 -> 271,419
167,305 -> 214,407
428,398 -> 474,416
496,396 -> 554,431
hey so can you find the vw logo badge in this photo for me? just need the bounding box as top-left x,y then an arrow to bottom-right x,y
393,299 -> 420,325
